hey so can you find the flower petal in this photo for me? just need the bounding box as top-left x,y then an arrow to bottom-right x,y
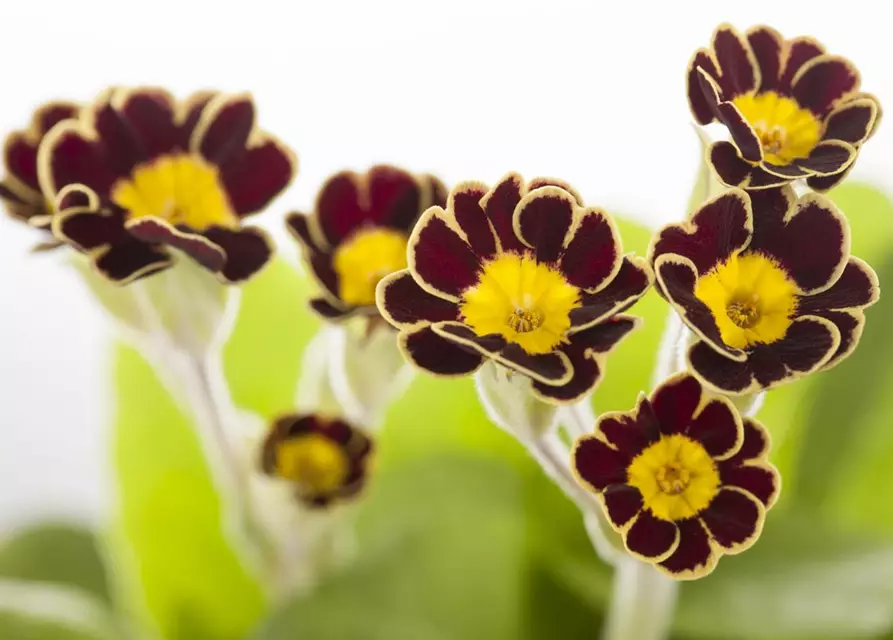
514,187 -> 575,263
793,140 -> 855,176
125,218 -> 226,271
38,122 -> 117,198
797,258 -> 879,313
700,487 -> 764,553
791,55 -> 860,117
376,269 -> 459,331
94,239 -> 173,284
716,103 -> 762,162
408,209 -> 482,300
309,298 -> 353,320
285,212 -> 320,251
527,176 -> 584,206
823,97 -> 880,145
726,418 -> 770,465
778,37 -> 825,92
450,182 -> 497,259
712,24 -> 760,98
708,141 -> 755,188
651,373 -> 703,436
720,463 -> 780,509
687,49 -> 720,124
625,511 -> 680,561
815,309 -> 865,370
54,208 -> 126,252
179,91 -> 217,148
307,251 -> 339,300
4,133 -> 40,193
398,326 -> 484,377
366,165 -> 423,231
569,256 -> 653,332
220,136 -> 296,216
315,172 -> 364,247
598,406 -> 656,457
571,435 -> 630,493
116,87 -> 180,158
496,343 -> 573,386
90,95 -> 147,177
193,93 -> 255,166
688,398 -> 743,460
481,172 -> 525,253
601,484 -> 643,530
747,26 -> 783,92
560,207 -> 622,292
203,226 -> 273,282
658,518 -> 717,579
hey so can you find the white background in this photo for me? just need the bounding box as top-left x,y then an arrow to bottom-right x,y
1,0 -> 890,531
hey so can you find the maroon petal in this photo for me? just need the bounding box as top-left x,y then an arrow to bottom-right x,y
285,213 -> 320,251
368,165 -> 423,232
399,326 -> 484,376
376,270 -> 459,330
823,98 -> 880,144
658,518 -> 717,579
708,141 -> 756,188
625,511 -> 679,560
815,309 -> 864,369
700,487 -> 763,552
602,485 -> 643,530
527,177 -> 583,205
55,209 -> 127,251
481,173 -> 525,253
179,91 -> 217,148
726,418 -> 770,465
307,251 -> 339,299
570,256 -> 652,331
194,94 -> 255,167
598,411 -> 654,458
805,166 -> 853,192
203,226 -> 273,282
794,141 -> 855,176
409,211 -> 482,299
35,102 -> 80,135
720,464 -> 779,509
760,161 -> 811,179
117,88 -> 180,158
778,37 -> 825,92
716,103 -> 762,162
712,24 -> 758,97
309,297 -> 352,320
797,258 -> 879,313
749,192 -> 848,294
791,56 -> 859,117
4,133 -> 40,193
572,436 -> 630,492
40,123 -> 117,197
94,240 -> 173,284
451,182 -> 498,260
687,398 -> 742,459
431,321 -> 507,354
91,97 -> 147,177
315,172 -> 364,247
651,373 -> 703,436
515,187 -> 575,263
650,189 -> 751,274
746,165 -> 798,189
220,137 -> 295,216
560,208 -> 621,292
126,218 -> 226,272
687,49 -> 720,124
496,343 -> 573,385
747,26 -> 783,91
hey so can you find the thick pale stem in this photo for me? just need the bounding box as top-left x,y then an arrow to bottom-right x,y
602,557 -> 678,640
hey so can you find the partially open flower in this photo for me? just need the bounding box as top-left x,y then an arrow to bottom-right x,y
260,414 -> 373,508
286,165 -> 446,320
376,173 -> 652,403
572,373 -> 780,579
1,101 -> 79,245
649,187 -> 879,394
42,88 -> 297,284
688,23 -> 881,191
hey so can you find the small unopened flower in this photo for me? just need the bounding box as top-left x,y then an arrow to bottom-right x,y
688,23 -> 881,191
572,373 -> 780,579
649,187 -> 879,394
286,165 -> 446,320
0,101 -> 79,243
43,88 -> 296,284
260,414 -> 373,508
377,173 -> 652,403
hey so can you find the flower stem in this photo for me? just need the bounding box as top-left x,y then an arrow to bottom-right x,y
602,556 -> 678,640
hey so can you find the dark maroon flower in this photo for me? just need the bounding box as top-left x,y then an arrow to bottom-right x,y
44,87 -> 297,284
286,165 -> 446,321
376,173 -> 653,404
572,373 -> 780,579
260,413 -> 374,508
649,187 -> 879,394
1,100 -> 79,247
688,23 -> 881,191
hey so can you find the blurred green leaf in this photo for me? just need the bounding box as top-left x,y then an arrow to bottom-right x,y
0,581 -> 119,640
223,258 -> 320,419
0,523 -> 111,607
111,344 -> 267,640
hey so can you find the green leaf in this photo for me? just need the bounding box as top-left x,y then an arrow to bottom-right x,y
0,611 -> 106,640
0,581 -> 120,640
0,524 -> 111,606
111,343 -> 267,640
223,258 -> 320,419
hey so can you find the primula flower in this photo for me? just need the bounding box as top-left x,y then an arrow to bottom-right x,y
260,414 -> 373,508
572,373 -> 780,579
286,165 -> 446,320
376,173 -> 653,403
0,100 -> 79,244
688,23 -> 881,191
649,187 -> 879,394
42,87 -> 296,284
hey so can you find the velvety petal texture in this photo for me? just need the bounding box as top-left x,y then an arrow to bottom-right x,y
572,373 -> 779,580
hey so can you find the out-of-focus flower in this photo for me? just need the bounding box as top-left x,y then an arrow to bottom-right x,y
286,165 -> 446,320
688,23 -> 881,191
260,414 -> 373,508
42,88 -> 296,284
0,101 -> 79,245
376,173 -> 652,403
572,373 -> 780,579
649,187 -> 879,394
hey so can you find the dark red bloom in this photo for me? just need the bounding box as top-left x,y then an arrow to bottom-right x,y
286,165 -> 446,321
376,173 -> 652,404
45,87 -> 297,284
572,373 -> 780,579
688,24 -> 881,191
649,187 -> 879,394
260,413 -> 373,508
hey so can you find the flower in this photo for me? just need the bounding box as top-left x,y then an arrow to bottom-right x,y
688,23 -> 881,191
260,414 -> 374,508
0,100 -> 79,244
572,373 -> 780,579
286,165 -> 446,320
376,173 -> 653,403
649,187 -> 879,394
42,87 -> 297,284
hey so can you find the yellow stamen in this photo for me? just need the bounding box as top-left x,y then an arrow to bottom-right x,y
694,252 -> 798,350
732,91 -> 822,165
111,154 -> 238,230
460,253 -> 580,355
275,433 -> 349,495
333,228 -> 408,306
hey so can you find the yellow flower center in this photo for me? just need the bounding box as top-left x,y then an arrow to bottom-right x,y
627,434 -> 720,521
460,253 -> 580,355
111,154 -> 238,230
694,252 -> 798,350
333,228 -> 408,306
732,91 -> 822,165
274,433 -> 349,495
